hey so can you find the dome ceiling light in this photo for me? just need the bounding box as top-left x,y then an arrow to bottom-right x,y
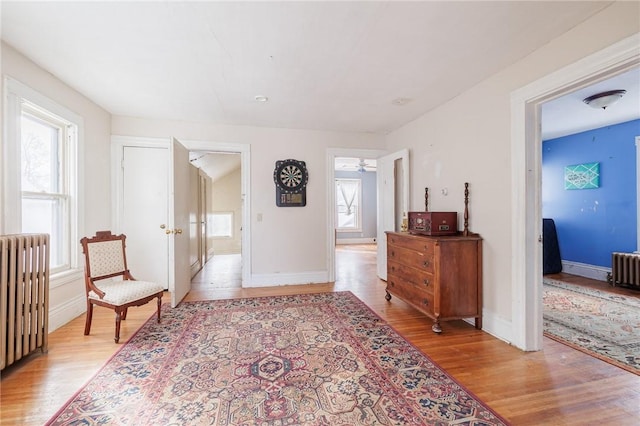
582,89 -> 626,110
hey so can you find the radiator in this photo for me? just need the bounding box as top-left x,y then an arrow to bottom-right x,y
1,234 -> 50,370
611,252 -> 640,288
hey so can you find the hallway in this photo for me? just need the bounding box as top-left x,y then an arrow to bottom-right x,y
190,244 -> 377,290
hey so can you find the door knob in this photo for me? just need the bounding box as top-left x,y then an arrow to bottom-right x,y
165,229 -> 173,234
160,224 -> 166,229
174,228 -> 183,235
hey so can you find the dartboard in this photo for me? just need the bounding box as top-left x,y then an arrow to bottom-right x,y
274,159 -> 308,207
273,159 -> 308,194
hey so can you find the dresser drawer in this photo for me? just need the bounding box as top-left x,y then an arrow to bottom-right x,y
387,245 -> 434,272
386,275 -> 435,316
387,233 -> 436,254
387,260 -> 434,293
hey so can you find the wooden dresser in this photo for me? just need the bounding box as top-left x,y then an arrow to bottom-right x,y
385,231 -> 483,333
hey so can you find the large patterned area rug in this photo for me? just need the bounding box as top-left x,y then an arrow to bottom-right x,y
47,292 -> 508,425
543,278 -> 640,374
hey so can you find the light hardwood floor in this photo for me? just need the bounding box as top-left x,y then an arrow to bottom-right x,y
1,245 -> 639,425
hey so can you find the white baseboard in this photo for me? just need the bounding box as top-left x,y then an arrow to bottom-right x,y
48,294 -> 86,333
246,271 -> 329,288
190,261 -> 201,278
336,238 -> 376,245
561,260 -> 610,282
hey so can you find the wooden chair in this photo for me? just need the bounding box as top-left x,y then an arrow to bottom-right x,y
80,231 -> 164,343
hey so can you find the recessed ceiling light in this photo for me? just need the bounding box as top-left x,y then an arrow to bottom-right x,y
392,97 -> 412,106
255,95 -> 269,102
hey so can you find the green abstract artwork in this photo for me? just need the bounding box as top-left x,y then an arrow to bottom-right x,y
564,162 -> 600,190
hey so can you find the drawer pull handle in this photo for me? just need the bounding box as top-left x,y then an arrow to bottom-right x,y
422,299 -> 429,306
390,250 -> 395,257
423,261 -> 429,268
390,265 -> 395,271
423,279 -> 430,286
390,281 -> 395,287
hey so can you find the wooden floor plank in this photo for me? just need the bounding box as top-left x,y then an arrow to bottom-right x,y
1,245 -> 639,425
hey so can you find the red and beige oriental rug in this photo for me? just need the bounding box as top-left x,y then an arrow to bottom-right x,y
46,292 -> 508,425
543,278 -> 640,374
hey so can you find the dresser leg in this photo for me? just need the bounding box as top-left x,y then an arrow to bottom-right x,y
385,291 -> 392,301
475,317 -> 483,330
432,320 -> 442,334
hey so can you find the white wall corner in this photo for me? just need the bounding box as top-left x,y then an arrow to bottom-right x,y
48,294 -> 86,333
464,308 -> 513,346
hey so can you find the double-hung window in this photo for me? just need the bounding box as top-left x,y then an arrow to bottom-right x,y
20,103 -> 74,271
3,77 -> 83,277
335,178 -> 362,232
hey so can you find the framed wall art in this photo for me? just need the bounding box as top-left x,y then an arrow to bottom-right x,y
564,162 -> 600,190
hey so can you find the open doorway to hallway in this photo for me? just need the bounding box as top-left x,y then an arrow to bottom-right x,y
189,151 -> 243,289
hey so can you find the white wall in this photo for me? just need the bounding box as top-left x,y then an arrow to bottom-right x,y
385,2 -> 640,337
111,116 -> 386,283
1,42 -> 112,331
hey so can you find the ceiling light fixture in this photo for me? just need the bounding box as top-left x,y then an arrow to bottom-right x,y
254,95 -> 269,102
357,159 -> 368,173
582,90 -> 626,110
392,97 -> 412,106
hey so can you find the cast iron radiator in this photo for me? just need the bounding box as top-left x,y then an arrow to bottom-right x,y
0,234 -> 50,370
611,252 -> 640,289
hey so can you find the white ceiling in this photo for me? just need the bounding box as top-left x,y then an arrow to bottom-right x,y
189,151 -> 241,182
541,67 -> 640,140
335,157 -> 377,173
4,1 -> 634,140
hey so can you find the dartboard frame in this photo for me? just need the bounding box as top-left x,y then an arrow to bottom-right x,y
273,159 -> 308,207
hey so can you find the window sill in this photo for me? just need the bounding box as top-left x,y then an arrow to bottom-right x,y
50,268 -> 84,290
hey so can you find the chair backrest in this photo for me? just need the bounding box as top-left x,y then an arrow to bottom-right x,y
80,231 -> 129,282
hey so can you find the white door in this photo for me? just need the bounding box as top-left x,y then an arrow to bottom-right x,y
121,145 -> 169,288
169,138 -> 191,307
376,149 -> 410,280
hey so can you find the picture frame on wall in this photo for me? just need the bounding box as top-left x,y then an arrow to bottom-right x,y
564,162 -> 600,190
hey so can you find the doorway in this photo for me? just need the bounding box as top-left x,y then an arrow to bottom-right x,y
511,34 -> 639,351
189,151 -> 243,289
181,140 -> 251,287
326,148 -> 409,283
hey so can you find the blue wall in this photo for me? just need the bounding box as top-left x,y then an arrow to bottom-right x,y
335,170 -> 377,240
542,119 -> 639,268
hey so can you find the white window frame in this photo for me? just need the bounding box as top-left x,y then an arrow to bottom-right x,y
3,77 -> 84,285
335,178 -> 363,233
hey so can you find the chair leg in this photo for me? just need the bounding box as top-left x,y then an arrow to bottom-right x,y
156,295 -> 162,323
122,307 -> 128,320
84,301 -> 94,335
114,309 -> 123,343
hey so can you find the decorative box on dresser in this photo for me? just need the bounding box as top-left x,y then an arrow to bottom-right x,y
385,231 -> 483,333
